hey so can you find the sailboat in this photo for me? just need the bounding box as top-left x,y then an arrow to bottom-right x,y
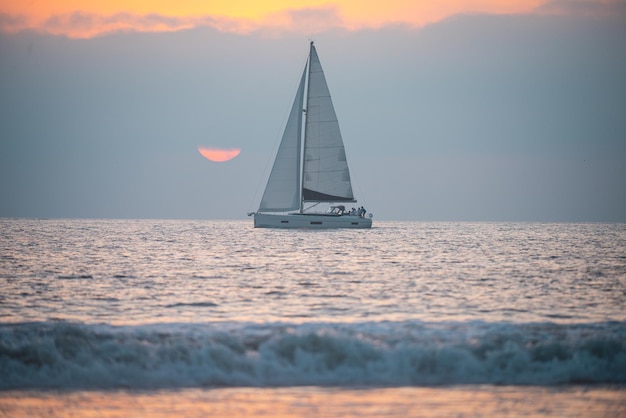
249,42 -> 372,229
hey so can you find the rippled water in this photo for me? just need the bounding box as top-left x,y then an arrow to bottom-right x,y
1,219 -> 625,325
1,219 -> 625,416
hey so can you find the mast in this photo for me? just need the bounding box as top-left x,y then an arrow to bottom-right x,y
299,41 -> 314,213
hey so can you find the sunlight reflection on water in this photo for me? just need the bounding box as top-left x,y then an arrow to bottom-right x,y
1,386 -> 625,418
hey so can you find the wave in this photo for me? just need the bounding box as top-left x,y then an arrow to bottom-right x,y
1,321 -> 625,390
164,302 -> 219,308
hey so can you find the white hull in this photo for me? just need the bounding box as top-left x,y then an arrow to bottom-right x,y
254,213 -> 372,229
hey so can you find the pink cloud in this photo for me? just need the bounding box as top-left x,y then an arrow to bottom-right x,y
536,0 -> 626,19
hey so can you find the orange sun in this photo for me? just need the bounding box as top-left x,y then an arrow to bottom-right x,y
198,146 -> 241,162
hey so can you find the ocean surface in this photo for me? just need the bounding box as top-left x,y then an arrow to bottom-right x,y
1,219 -> 625,416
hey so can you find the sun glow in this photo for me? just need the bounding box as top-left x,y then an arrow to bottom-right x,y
1,0 -> 548,38
198,147 -> 241,163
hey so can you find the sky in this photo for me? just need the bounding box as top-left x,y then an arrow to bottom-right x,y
1,0 -> 625,221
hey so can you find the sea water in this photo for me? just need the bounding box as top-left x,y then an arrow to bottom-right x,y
1,219 -> 625,416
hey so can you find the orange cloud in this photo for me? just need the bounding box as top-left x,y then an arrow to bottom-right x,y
2,0 -> 618,38
33,12 -> 247,38
198,147 -> 241,163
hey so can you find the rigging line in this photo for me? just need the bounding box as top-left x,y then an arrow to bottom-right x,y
349,155 -> 370,210
353,176 -> 369,211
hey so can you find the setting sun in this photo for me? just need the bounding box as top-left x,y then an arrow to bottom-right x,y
198,146 -> 241,162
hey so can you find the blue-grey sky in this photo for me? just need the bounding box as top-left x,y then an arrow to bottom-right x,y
1,9 -> 625,221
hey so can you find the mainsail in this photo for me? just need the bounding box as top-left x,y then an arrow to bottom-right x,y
302,44 -> 355,203
258,42 -> 355,213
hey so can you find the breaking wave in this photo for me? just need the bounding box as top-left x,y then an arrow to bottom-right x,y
1,321 -> 625,390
